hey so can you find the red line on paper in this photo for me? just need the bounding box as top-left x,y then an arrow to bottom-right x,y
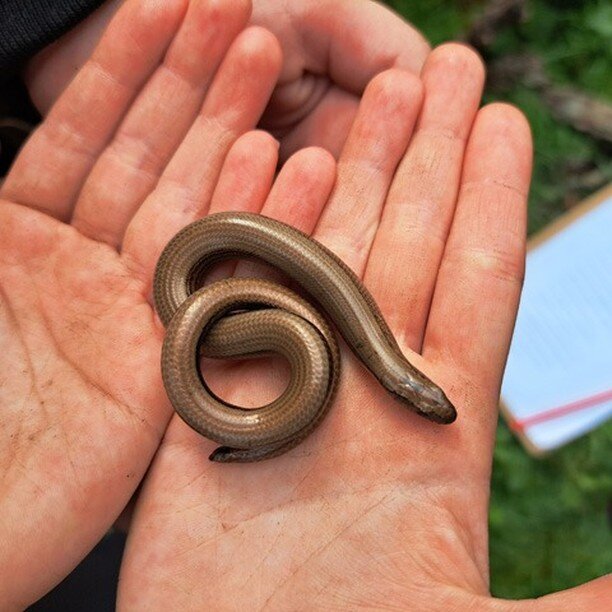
511,388 -> 612,433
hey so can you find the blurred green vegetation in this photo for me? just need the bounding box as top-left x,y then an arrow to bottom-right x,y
386,0 -> 612,600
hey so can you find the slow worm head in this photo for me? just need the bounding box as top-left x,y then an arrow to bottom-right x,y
154,212 -> 457,463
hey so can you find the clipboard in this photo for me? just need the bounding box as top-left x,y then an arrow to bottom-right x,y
499,183 -> 612,455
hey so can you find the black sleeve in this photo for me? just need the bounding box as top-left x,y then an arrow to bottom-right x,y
0,0 -> 106,77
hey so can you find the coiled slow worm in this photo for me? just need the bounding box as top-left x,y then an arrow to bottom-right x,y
154,212 -> 456,463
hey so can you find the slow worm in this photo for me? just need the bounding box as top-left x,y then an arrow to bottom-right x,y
154,212 -> 456,463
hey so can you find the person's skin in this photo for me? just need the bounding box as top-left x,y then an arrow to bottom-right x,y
0,1 -> 609,611
0,0 -> 286,606
24,0 -> 430,160
114,32 -> 609,612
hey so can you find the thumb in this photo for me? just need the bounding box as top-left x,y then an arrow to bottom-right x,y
256,0 -> 430,92
505,574 -> 610,612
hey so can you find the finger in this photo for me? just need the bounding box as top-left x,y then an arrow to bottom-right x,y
423,103 -> 532,431
260,147 -> 336,231
261,0 -> 429,160
71,0 -> 252,247
234,146 -> 336,280
204,130 -> 280,285
313,69 -> 423,275
0,0 -> 188,220
364,44 -> 485,351
121,27 -> 282,285
520,575 -> 612,612
322,0 -> 431,81
209,130 -> 279,216
255,0 -> 430,89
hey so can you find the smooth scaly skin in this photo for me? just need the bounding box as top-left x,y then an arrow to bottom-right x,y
154,212 -> 457,462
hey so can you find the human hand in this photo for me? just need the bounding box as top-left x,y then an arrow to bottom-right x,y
24,0 -> 430,160
115,44 -> 609,610
0,0 -> 285,607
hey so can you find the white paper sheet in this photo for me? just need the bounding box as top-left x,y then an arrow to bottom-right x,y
501,194 -> 612,451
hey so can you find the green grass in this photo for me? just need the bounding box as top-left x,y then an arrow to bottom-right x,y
386,0 -> 612,599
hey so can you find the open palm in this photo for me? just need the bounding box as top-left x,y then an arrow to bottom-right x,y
117,43 -> 609,609
0,0 -> 286,607
112,38 -> 536,610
